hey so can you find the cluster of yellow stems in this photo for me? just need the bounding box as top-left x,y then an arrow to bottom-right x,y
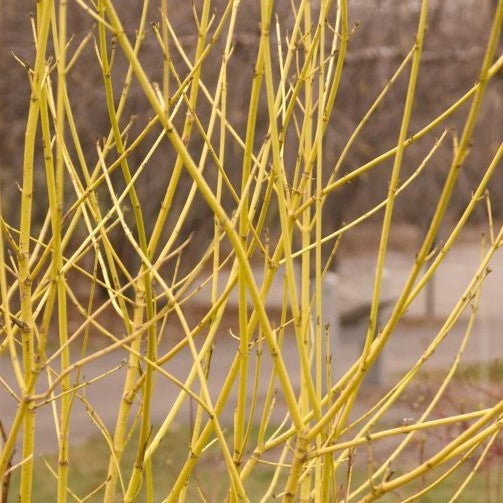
1,0 -> 503,501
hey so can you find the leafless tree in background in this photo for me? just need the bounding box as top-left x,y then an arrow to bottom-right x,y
0,1 -> 500,272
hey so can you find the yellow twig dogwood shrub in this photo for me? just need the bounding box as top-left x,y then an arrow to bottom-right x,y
0,0 -> 503,501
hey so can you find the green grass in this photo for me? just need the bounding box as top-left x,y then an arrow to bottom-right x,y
5,427 -> 501,502
5,426 -> 287,502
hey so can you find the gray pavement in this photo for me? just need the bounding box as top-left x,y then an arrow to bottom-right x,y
1,239 -> 503,456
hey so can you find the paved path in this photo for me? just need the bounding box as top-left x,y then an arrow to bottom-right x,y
1,240 -> 503,455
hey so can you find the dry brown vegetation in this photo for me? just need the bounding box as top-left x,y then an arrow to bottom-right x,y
0,1 -> 501,266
